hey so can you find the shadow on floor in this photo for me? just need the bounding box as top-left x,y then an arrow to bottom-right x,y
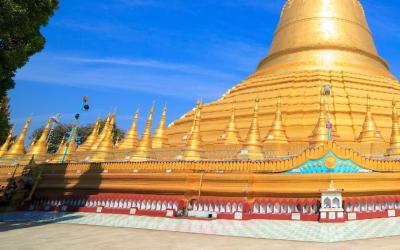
0,212 -> 83,232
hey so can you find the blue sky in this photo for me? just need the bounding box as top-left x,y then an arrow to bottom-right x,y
9,0 -> 400,139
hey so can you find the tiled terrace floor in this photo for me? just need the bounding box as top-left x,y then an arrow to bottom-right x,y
1,212 -> 400,243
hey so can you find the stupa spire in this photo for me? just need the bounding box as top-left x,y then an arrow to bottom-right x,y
309,95 -> 329,147
7,117 -> 32,156
152,105 -> 168,149
52,130 -> 77,163
386,101 -> 400,157
91,114 -> 111,150
264,96 -> 289,144
97,113 -> 115,151
219,103 -> 241,145
238,98 -> 264,160
27,118 -> 52,156
0,127 -> 13,157
183,99 -> 203,160
119,108 -> 139,150
77,119 -> 101,152
132,104 -> 154,160
358,95 -> 384,143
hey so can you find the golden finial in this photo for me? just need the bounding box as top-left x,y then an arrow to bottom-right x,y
265,96 -> 289,144
152,104 -> 169,149
238,98 -> 264,160
51,130 -> 77,163
309,95 -> 329,147
7,117 -> 32,156
386,101 -> 400,157
77,119 -> 101,152
118,108 -> 139,150
27,118 -> 52,156
219,102 -> 241,145
91,114 -> 111,150
182,99 -> 203,160
0,127 -> 14,157
97,113 -> 115,151
358,95 -> 384,143
132,104 -> 155,160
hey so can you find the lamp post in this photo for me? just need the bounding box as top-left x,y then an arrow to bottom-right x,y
60,96 -> 90,163
324,84 -> 332,141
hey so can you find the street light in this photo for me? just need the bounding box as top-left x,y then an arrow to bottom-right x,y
324,84 -> 332,141
60,96 -> 91,163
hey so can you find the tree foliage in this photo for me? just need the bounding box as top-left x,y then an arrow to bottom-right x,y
0,96 -> 11,144
30,119 -> 125,154
0,0 -> 59,143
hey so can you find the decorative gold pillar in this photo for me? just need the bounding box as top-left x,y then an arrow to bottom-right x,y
132,105 -> 154,161
0,127 -> 13,157
6,117 -> 31,156
91,114 -> 115,162
27,118 -> 52,157
309,95 -> 329,147
51,130 -> 77,163
182,100 -> 203,160
387,101 -> 400,157
152,105 -> 169,149
219,103 -> 241,145
91,114 -> 110,150
264,96 -> 289,144
358,95 -> 385,143
238,99 -> 264,160
77,119 -> 100,152
119,108 -> 139,150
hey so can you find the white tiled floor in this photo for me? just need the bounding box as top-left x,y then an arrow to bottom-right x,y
1,212 -> 400,243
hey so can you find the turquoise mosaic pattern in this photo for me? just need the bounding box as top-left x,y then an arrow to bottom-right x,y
1,211 -> 400,243
285,151 -> 372,174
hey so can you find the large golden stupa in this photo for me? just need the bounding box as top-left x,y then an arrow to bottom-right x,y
1,0 -> 400,223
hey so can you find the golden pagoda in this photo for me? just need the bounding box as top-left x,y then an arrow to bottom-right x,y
51,130 -> 77,163
4,0 -> 400,225
386,102 -> 400,157
182,100 -> 203,160
357,95 -> 385,144
237,99 -> 264,160
77,119 -> 100,152
152,105 -> 168,149
165,0 -> 398,149
264,96 -> 288,144
26,118 -> 52,159
118,108 -> 139,150
0,127 -> 13,157
131,105 -> 154,160
219,103 -> 241,145
6,117 -> 31,156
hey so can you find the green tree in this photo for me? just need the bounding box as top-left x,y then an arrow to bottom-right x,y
0,96 -> 11,144
30,119 -> 126,154
0,0 -> 59,143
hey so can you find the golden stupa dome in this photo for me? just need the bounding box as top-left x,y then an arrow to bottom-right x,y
166,0 -> 400,153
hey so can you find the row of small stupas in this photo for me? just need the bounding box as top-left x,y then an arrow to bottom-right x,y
1,93 -> 400,164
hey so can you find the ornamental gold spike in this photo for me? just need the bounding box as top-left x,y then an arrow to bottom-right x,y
358,95 -> 384,143
152,105 -> 169,149
183,99 -> 203,160
7,117 -> 32,156
52,129 -> 77,163
238,98 -> 264,160
97,113 -> 115,152
27,118 -> 52,156
386,101 -> 400,157
91,114 -> 111,150
132,105 -> 154,160
0,127 -> 13,157
119,108 -> 139,150
220,103 -> 241,145
264,96 -> 289,144
77,119 -> 101,152
309,95 -> 329,147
